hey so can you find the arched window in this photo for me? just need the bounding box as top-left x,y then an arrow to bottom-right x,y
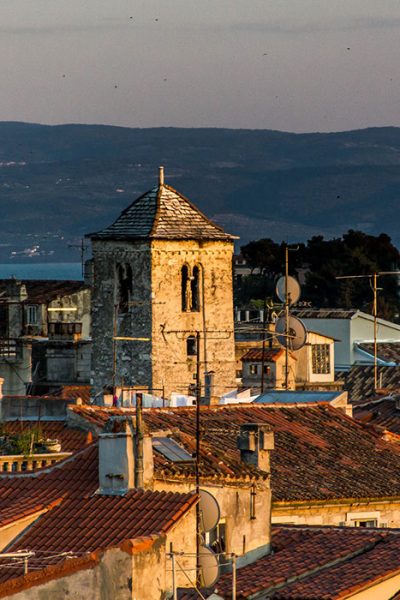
181,265 -> 190,311
191,266 -> 200,312
186,335 -> 197,357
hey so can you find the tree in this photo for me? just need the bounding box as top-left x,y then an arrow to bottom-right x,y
236,231 -> 400,321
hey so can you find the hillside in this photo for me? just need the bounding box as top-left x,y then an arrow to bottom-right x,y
1,122 -> 400,261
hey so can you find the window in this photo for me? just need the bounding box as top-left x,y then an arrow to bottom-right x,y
191,266 -> 200,311
186,335 -> 197,357
207,520 -> 226,557
249,364 -> 258,376
116,263 -> 132,312
311,344 -> 331,374
353,519 -> 377,528
181,265 -> 189,311
26,305 -> 38,325
181,264 -> 201,312
263,365 -> 271,375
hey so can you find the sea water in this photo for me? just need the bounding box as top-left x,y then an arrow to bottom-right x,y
0,263 -> 82,280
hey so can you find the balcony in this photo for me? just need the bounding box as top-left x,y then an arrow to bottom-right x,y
0,452 -> 72,472
48,322 -> 82,340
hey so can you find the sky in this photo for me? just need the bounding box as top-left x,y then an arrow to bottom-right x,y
1,0 -> 400,132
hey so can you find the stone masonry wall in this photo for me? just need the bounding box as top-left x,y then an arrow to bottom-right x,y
91,240 -> 152,400
151,239 -> 237,400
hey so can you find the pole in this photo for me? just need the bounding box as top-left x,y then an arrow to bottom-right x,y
373,272 -> 378,391
112,304 -> 118,394
195,330 -> 202,588
260,297 -> 267,393
285,245 -> 289,390
135,392 -> 144,488
171,552 -> 178,600
232,554 -> 237,600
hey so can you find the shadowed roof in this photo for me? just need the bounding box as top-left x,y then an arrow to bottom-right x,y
70,403 -> 400,502
87,182 -> 236,242
179,526 -> 400,599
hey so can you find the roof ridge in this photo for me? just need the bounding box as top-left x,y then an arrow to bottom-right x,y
149,184 -> 164,236
160,182 -> 234,237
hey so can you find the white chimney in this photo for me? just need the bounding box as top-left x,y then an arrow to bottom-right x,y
98,416 -> 154,495
237,423 -> 274,472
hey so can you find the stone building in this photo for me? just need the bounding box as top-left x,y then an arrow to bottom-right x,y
0,279 -> 91,395
87,168 -> 237,402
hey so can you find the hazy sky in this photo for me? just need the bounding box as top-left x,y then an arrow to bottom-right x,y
1,0 -> 400,132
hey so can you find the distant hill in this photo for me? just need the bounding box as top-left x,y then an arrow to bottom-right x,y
1,122 -> 400,261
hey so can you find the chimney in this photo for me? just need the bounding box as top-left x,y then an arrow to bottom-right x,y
98,416 -> 154,495
237,423 -> 274,472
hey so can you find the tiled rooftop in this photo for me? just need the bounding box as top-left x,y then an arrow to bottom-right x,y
0,489 -> 196,584
354,396 -> 400,435
0,445 -> 98,528
0,280 -> 89,304
241,348 -> 285,362
339,365 -> 400,403
1,421 -> 89,453
179,526 -> 400,599
88,183 -> 236,242
71,403 -> 400,502
292,308 -> 359,319
358,342 -> 400,365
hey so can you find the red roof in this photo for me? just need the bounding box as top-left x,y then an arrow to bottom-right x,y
180,526 -> 400,599
0,280 -> 89,304
70,404 -> 400,502
0,445 -> 98,528
241,348 -> 285,362
0,491 -> 196,583
2,421 -> 89,453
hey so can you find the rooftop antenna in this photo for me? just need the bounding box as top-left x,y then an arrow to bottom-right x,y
275,245 -> 304,389
336,271 -> 400,391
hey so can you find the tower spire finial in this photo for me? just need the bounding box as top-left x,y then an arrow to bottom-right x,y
159,166 -> 164,186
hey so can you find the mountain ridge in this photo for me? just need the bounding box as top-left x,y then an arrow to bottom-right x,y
0,122 -> 399,261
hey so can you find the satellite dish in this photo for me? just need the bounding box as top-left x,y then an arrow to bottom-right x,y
276,276 -> 301,305
275,315 -> 307,351
199,489 -> 220,533
199,545 -> 220,587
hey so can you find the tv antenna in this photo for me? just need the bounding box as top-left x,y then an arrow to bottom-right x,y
336,271 -> 400,391
274,245 -> 307,389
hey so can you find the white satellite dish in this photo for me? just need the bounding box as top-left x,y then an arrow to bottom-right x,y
199,489 -> 220,533
275,315 -> 307,351
199,545 -> 220,587
276,276 -> 301,306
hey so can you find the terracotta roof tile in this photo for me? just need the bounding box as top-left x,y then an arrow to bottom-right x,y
241,348 -> 285,362
1,421 -> 88,453
180,526 -> 400,599
70,404 -> 400,502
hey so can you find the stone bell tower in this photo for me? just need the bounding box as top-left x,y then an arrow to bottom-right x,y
87,168 -> 237,402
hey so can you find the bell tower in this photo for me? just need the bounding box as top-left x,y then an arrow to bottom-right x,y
87,168 -> 237,403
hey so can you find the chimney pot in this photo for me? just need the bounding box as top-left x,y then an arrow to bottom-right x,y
237,423 -> 274,472
159,166 -> 164,186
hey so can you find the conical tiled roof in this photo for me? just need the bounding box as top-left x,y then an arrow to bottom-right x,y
88,181 -> 236,242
